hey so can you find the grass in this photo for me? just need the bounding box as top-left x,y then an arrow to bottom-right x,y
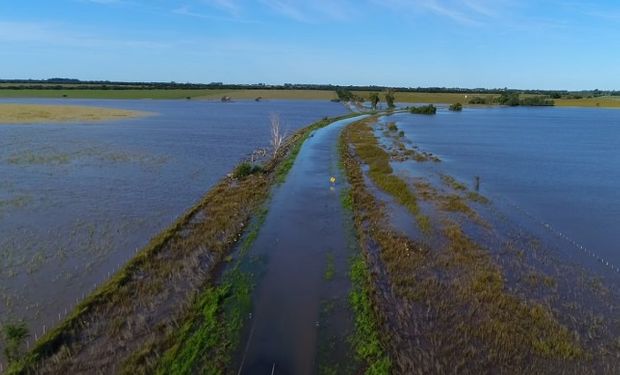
152,208 -> 266,375
555,96 -> 620,108
339,187 -> 353,211
0,104 -> 151,123
340,116 -> 585,372
441,174 -> 467,191
349,256 -> 391,375
347,117 -> 429,229
10,112 -> 363,374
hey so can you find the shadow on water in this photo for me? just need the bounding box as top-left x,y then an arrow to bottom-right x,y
235,116 -> 366,375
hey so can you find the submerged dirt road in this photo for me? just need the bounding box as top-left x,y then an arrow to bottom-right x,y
235,116 -> 366,375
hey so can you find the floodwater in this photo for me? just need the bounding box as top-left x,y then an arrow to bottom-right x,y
391,106 -> 620,274
0,98 -> 348,339
235,116 -> 366,375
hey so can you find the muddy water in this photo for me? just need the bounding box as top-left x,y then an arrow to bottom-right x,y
235,116 -> 366,375
0,98 -> 348,348
388,107 -> 620,276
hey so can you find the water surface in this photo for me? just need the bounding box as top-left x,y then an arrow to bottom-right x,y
392,106 -> 620,271
0,98 -> 348,338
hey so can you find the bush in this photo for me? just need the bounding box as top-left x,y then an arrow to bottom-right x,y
519,96 -> 555,106
233,162 -> 263,179
449,102 -> 463,111
468,96 -> 489,105
2,322 -> 29,364
497,92 -> 520,106
410,104 -> 437,115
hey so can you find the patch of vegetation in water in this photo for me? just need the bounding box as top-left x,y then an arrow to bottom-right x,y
349,256 -> 391,375
449,102 -> 463,111
347,119 -> 419,219
409,104 -> 437,115
441,174 -> 467,191
340,116 -> 586,373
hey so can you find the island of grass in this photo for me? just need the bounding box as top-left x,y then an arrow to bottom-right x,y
0,104 -> 151,124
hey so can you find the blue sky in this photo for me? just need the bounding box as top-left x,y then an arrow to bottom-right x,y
1,0 -> 619,89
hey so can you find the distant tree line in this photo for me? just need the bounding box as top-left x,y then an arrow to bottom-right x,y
468,93 -> 555,107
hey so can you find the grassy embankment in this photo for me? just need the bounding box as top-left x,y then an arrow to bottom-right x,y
339,117 -> 583,373
0,104 -> 150,123
7,112 -> 361,375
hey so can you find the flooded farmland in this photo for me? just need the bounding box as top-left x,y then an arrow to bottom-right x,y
342,112 -> 620,373
0,98 -> 348,343
390,106 -> 620,274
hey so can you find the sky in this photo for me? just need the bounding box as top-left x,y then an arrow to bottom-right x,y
1,0 -> 619,90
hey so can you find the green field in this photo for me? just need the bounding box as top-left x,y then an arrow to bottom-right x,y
554,96 -> 620,108
1,88 -> 619,108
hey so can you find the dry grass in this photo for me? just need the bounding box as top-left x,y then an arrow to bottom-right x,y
0,104 -> 151,124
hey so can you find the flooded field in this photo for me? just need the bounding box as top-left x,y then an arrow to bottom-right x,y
391,106 -> 620,274
343,113 -> 620,373
0,98 -> 348,341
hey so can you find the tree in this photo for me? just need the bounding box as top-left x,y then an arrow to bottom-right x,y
270,114 -> 285,158
336,88 -> 354,102
369,92 -> 380,110
384,89 -> 396,108
497,92 -> 520,106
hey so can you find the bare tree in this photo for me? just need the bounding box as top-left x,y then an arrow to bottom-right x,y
270,114 -> 285,158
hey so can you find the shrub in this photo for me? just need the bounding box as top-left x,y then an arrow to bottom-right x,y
468,96 -> 489,105
2,322 -> 29,364
410,104 -> 437,115
449,102 -> 463,111
233,162 -> 263,179
497,92 -> 520,106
